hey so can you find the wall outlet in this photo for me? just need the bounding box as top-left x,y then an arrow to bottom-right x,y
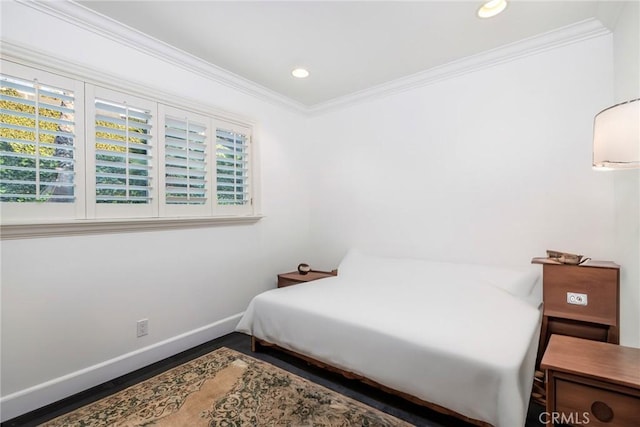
567,292 -> 588,306
137,319 -> 149,337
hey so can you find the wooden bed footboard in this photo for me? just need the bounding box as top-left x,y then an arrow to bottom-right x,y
251,336 -> 492,427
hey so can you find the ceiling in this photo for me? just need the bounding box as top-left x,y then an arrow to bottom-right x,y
76,1 -> 625,108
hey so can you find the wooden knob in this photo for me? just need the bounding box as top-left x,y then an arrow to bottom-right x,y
591,401 -> 614,423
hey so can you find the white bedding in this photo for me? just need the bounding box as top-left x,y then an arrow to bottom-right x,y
236,251 -> 542,427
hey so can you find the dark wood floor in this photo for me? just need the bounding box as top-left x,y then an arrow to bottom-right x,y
2,332 -> 545,426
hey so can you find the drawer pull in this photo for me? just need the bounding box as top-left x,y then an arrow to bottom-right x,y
591,400 -> 614,422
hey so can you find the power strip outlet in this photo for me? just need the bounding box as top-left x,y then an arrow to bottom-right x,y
567,292 -> 588,306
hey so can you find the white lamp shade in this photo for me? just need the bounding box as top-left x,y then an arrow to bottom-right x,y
593,98 -> 640,169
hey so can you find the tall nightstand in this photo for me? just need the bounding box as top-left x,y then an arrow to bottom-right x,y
277,270 -> 337,288
541,335 -> 640,427
531,259 -> 620,406
540,261 -> 620,346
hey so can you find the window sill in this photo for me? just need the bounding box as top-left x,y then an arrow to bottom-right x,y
0,215 -> 263,240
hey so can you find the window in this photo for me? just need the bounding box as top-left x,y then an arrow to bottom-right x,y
94,99 -> 153,204
86,86 -> 157,219
0,60 -> 257,234
216,122 -> 251,214
0,61 -> 85,221
159,105 -> 211,217
158,108 -> 253,217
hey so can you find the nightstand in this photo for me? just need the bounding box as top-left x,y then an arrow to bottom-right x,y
541,335 -> 640,427
277,270 -> 337,288
531,260 -> 620,406
540,261 -> 620,345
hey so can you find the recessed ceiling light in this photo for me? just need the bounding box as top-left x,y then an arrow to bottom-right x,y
477,0 -> 507,18
291,68 -> 310,79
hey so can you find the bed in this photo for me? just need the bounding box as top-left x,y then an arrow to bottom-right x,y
236,250 -> 542,427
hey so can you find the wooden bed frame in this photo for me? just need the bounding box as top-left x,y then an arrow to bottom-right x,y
251,336 -> 492,427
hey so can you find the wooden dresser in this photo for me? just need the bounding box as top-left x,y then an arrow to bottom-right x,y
541,335 -> 640,427
532,260 -> 620,406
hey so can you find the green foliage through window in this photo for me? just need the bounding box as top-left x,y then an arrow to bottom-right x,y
216,128 -> 249,206
0,76 -> 75,203
94,99 -> 152,204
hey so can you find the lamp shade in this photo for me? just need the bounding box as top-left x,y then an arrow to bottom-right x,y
593,98 -> 640,169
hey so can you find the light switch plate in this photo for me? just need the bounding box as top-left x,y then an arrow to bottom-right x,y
567,292 -> 588,306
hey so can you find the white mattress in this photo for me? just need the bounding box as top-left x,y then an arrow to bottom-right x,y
236,252 -> 542,427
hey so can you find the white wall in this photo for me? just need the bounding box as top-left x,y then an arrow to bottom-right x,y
306,35 -> 616,270
612,0 -> 640,347
0,1 -> 312,420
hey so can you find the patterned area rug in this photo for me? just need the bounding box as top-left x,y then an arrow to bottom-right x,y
42,347 -> 411,426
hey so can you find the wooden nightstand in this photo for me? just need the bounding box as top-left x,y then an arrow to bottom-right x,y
541,335 -> 640,427
277,270 -> 337,288
531,260 -> 620,406
540,261 -> 620,345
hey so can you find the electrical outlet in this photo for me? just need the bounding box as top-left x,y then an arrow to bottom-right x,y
567,292 -> 588,306
137,319 -> 149,337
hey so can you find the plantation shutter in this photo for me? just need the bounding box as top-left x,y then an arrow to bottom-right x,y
94,99 -> 152,203
1,62 -> 257,226
216,123 -> 250,212
87,85 -> 157,218
164,117 -> 207,204
0,75 -> 76,202
0,60 -> 85,220
159,105 -> 211,216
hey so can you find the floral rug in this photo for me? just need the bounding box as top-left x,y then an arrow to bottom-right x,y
42,347 -> 411,426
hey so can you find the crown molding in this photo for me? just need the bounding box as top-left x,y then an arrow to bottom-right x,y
11,1 -> 611,116
0,39 -> 259,129
17,0 -> 307,114
307,18 -> 611,115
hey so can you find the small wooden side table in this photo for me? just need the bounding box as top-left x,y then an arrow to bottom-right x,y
277,270 -> 337,288
541,335 -> 640,427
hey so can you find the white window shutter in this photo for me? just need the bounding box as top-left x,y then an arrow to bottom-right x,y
1,62 -> 257,227
0,60 -> 85,221
215,121 -> 251,214
86,85 -> 158,219
158,105 -> 211,216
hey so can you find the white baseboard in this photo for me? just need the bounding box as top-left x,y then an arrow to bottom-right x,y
0,313 -> 243,422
